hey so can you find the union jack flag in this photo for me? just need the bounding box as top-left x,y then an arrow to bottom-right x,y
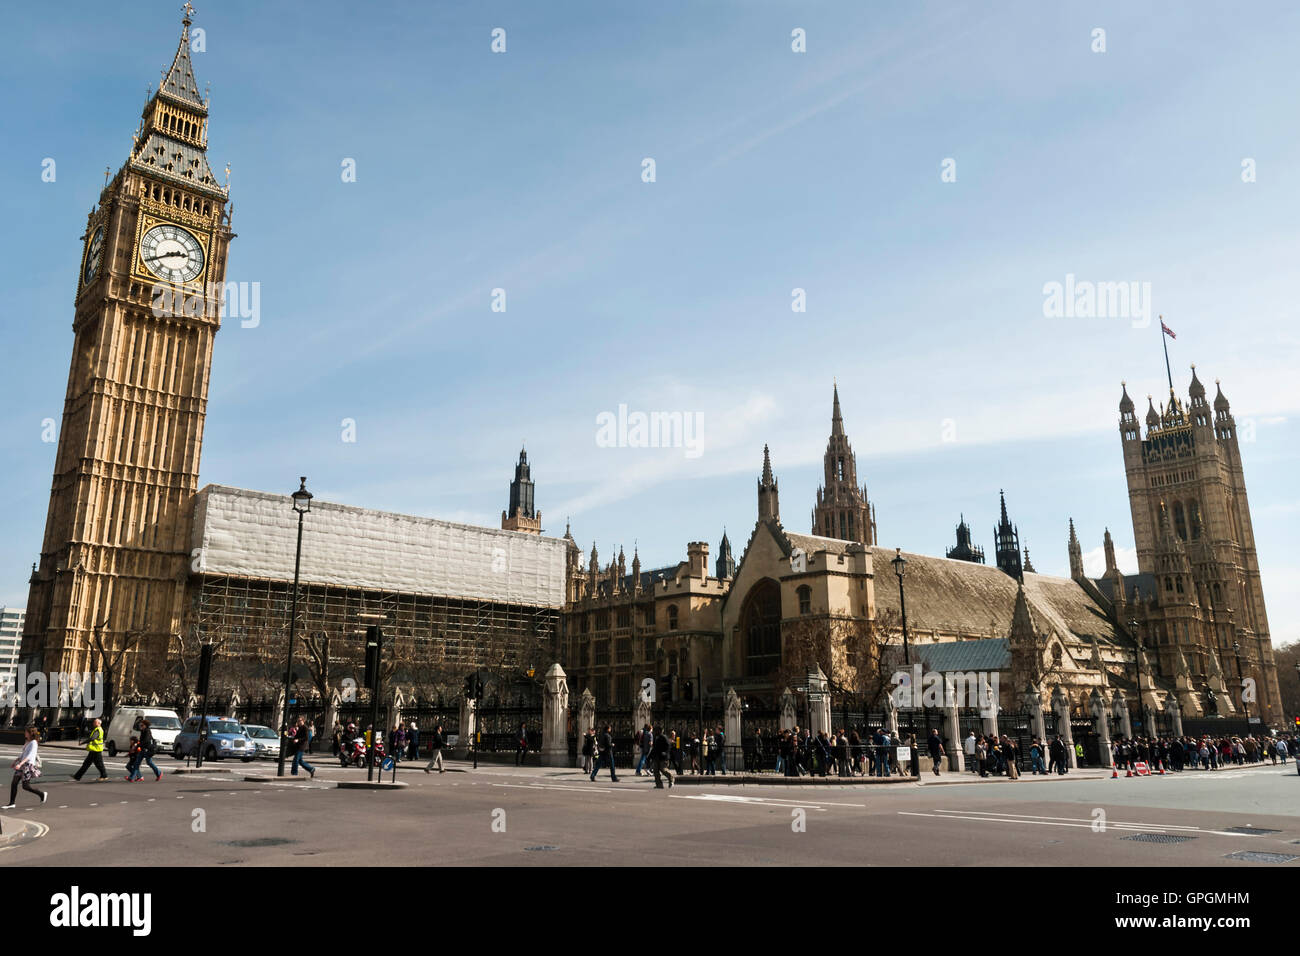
1161,320 -> 1176,339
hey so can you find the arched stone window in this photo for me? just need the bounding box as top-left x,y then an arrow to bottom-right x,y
739,578 -> 781,677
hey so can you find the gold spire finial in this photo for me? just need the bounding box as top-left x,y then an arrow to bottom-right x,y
103,166 -> 110,185
183,1 -> 196,21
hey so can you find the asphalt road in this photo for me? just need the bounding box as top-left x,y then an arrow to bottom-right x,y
2,746 -> 1296,866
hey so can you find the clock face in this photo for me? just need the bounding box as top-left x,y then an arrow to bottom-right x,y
82,225 -> 105,285
140,223 -> 204,283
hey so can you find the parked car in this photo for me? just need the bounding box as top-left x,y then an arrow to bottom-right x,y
241,724 -> 281,759
172,716 -> 256,762
104,707 -> 183,757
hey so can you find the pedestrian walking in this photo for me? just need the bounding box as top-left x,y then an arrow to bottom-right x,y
71,717 -> 108,782
3,726 -> 47,808
651,729 -> 675,789
128,719 -> 162,781
927,729 -> 945,776
407,721 -> 420,761
290,716 -> 316,778
581,728 -> 595,774
422,723 -> 447,773
716,725 -> 728,775
516,722 -> 529,766
635,724 -> 652,775
964,730 -> 977,774
590,724 -> 619,782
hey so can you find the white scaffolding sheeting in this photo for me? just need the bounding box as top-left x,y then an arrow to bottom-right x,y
191,485 -> 565,607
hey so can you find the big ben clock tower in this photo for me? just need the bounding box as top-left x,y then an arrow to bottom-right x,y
21,7 -> 233,693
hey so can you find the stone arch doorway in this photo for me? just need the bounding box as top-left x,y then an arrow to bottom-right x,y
739,578 -> 781,677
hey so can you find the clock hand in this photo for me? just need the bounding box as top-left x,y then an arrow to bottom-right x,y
144,251 -> 186,262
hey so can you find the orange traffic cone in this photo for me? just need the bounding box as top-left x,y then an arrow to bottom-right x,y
1125,766 -> 1133,777
1111,762 -> 1119,779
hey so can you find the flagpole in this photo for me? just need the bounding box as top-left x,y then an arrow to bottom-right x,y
1159,315 -> 1173,392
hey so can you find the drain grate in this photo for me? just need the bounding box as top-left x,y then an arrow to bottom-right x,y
219,837 -> 296,848
1224,850 -> 1298,864
524,845 -> 558,852
1222,826 -> 1280,835
1122,833 -> 1195,844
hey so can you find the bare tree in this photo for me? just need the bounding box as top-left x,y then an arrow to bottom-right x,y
86,622 -> 144,720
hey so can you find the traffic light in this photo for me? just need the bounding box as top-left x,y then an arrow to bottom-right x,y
683,679 -> 694,703
464,673 -> 482,700
196,644 -> 213,699
662,674 -> 673,704
364,625 -> 382,690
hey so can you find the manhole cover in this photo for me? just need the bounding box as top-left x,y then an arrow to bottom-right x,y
219,837 -> 296,848
524,845 -> 558,852
1224,851 -> 1298,864
1122,833 -> 1195,844
1222,826 -> 1280,835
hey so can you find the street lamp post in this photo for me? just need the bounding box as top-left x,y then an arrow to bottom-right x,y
1129,618 -> 1143,736
1233,640 -> 1249,726
891,548 -> 920,776
891,549 -> 911,668
277,477 -> 312,778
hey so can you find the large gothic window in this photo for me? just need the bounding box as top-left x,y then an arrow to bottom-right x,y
740,579 -> 782,677
1173,502 -> 1188,541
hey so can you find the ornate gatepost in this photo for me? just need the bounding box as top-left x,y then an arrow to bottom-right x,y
574,688 -> 596,768
1112,689 -> 1133,740
1090,688 -> 1112,767
724,688 -> 742,772
943,675 -> 964,772
1024,684 -> 1047,743
883,685 -> 900,736
980,677 -> 999,738
457,694 -> 477,760
807,666 -> 831,738
1164,694 -> 1183,737
541,663 -> 569,767
325,689 -> 341,740
1051,685 -> 1078,769
779,687 -> 797,732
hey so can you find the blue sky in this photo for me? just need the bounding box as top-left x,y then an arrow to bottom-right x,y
1,1 -> 1297,643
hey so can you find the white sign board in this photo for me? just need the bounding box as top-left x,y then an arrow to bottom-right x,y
896,746 -> 911,762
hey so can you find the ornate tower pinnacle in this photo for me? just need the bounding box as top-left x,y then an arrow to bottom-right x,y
1068,518 -> 1084,580
811,385 -> 876,544
501,447 -> 541,534
757,444 -> 780,522
994,490 -> 1023,581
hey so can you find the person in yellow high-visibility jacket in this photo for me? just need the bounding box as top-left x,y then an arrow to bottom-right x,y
72,717 -> 108,782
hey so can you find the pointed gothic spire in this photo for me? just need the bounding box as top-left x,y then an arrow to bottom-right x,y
1119,381 -> 1135,415
831,382 -> 844,437
1068,518 -> 1084,580
1188,364 -> 1206,401
758,445 -> 780,521
160,7 -> 205,109
1103,527 -> 1117,574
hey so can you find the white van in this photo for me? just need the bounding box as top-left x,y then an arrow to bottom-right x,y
104,707 -> 183,757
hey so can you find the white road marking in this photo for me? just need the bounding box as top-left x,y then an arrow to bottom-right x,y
900,810 -> 1246,837
675,793 -> 865,808
494,783 -> 621,794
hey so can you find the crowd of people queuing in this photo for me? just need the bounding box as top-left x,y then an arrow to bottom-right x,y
1109,733 -> 1293,772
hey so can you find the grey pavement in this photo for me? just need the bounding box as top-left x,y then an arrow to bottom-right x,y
3,744 -> 1296,866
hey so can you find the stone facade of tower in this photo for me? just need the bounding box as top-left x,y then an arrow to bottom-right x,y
21,11 -> 233,688
1116,370 -> 1282,724
811,385 -> 877,544
501,448 -> 542,534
